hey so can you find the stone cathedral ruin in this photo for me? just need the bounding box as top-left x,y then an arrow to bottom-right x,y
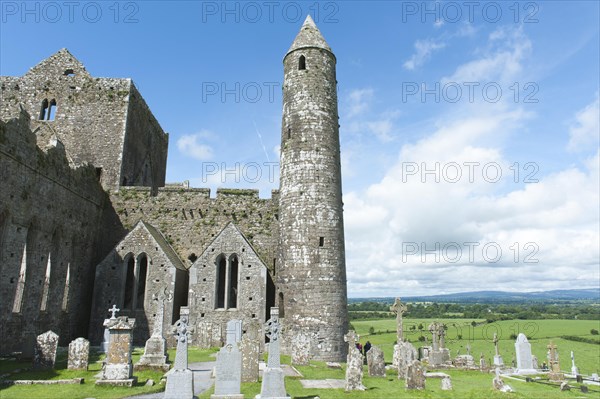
0,16 -> 349,361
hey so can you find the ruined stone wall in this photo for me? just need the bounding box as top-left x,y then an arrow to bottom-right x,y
0,105 -> 107,353
277,45 -> 349,362
0,49 -> 168,192
109,187 -> 279,272
88,187 -> 279,346
120,84 -> 168,190
89,222 -> 186,346
189,223 -> 268,348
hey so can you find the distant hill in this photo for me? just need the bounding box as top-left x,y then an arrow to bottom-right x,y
349,288 -> 600,304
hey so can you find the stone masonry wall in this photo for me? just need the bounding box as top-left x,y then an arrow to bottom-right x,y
109,187 -> 279,274
0,105 -> 106,353
189,223 -> 268,347
0,49 -> 168,192
89,222 -> 187,346
277,38 -> 349,360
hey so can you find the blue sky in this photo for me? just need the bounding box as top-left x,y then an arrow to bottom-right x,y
2,1 -> 599,297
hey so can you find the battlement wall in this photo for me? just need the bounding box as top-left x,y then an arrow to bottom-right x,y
108,186 -> 280,272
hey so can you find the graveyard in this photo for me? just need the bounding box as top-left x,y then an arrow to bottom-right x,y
1,312 -> 598,399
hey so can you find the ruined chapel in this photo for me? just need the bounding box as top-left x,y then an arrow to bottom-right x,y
0,16 -> 349,361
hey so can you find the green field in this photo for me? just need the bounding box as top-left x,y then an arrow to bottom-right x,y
1,318 -> 599,399
352,318 -> 600,375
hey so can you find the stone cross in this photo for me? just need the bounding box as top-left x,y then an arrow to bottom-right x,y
390,298 -> 407,342
438,325 -> 446,348
493,332 -> 500,356
428,323 -> 439,351
109,304 -> 120,319
264,307 -> 281,368
547,341 -> 558,363
173,307 -> 194,370
344,330 -> 359,350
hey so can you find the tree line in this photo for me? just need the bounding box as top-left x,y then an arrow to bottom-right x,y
348,301 -> 600,321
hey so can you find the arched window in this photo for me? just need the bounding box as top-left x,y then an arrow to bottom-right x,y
123,254 -> 135,309
62,263 -> 70,311
299,55 -> 306,70
228,254 -> 238,309
136,254 -> 148,309
39,99 -> 57,121
39,99 -> 48,120
215,254 -> 226,309
278,292 -> 285,318
215,253 -> 239,309
13,223 -> 36,313
47,99 -> 56,121
40,252 -> 52,311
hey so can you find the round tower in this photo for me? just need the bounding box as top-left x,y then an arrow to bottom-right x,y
277,15 -> 348,362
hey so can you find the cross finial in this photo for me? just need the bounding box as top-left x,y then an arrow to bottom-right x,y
108,304 -> 120,319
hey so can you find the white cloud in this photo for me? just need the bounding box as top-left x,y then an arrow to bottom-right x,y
345,88 -> 374,118
442,26 -> 531,84
568,95 -> 600,152
177,130 -> 214,160
345,117 -> 599,296
343,27 -> 599,297
403,39 -> 446,71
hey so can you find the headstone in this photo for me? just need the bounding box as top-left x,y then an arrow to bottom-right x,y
493,333 -> 504,366
560,381 -> 570,391
514,333 -> 536,374
570,351 -> 579,376
441,376 -> 452,390
96,317 -> 137,387
454,355 -> 475,368
256,307 -> 288,399
164,307 -> 195,399
390,298 -> 408,343
366,345 -> 386,377
67,337 -> 90,370
136,291 -> 171,371
291,331 -> 311,366
532,355 -> 538,370
396,341 -> 418,378
226,319 -> 243,346
344,330 -> 366,391
479,353 -> 487,370
547,341 -> 564,382
33,330 -> 59,370
241,322 -> 260,383
211,344 -> 243,399
591,373 -> 599,381
405,360 -> 426,390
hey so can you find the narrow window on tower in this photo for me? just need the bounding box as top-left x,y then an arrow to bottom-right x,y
319,237 -> 324,247
299,55 -> 306,70
287,128 -> 291,139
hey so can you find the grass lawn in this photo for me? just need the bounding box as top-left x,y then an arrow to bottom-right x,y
0,346 -> 219,399
352,318 -> 600,375
1,318 -> 598,398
